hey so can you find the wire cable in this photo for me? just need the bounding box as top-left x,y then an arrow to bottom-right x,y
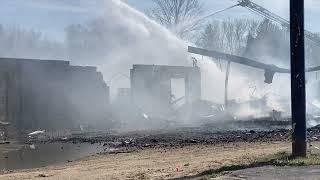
193,4 -> 240,25
180,3 -> 240,32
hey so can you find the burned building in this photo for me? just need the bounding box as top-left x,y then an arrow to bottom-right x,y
0,58 -> 110,133
130,64 -> 201,118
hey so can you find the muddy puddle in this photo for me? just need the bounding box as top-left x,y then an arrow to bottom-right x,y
0,142 -> 107,171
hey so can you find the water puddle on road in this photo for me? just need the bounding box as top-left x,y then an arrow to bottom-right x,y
0,142 -> 106,171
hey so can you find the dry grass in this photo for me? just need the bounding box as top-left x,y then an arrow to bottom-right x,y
2,141 -> 319,180
0,142 -> 290,180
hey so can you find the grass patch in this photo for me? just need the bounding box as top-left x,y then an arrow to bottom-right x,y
206,152 -> 320,179
270,152 -> 320,166
171,152 -> 320,180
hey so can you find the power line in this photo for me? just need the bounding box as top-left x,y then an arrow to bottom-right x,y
193,4 -> 240,25
181,4 -> 239,32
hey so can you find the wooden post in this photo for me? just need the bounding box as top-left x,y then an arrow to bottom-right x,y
290,0 -> 307,157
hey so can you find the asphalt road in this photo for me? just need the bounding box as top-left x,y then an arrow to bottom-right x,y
215,166 -> 320,180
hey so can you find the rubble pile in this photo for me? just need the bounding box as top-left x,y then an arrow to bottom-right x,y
25,126 -> 320,150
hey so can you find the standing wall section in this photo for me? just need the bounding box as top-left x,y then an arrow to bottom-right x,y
0,58 -> 110,132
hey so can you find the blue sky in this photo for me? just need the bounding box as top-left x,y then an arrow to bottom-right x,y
0,0 -> 319,41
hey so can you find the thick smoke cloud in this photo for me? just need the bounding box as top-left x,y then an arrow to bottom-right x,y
0,0 -> 254,117
65,0 -> 252,103
1,0 -> 319,128
66,0 -> 187,96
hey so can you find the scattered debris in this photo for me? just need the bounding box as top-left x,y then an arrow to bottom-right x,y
28,130 -> 45,136
142,113 -> 149,120
101,149 -> 135,155
0,141 -> 10,144
37,173 -> 49,177
0,121 -> 9,125
80,125 -> 84,131
29,144 -> 36,150
312,136 -> 318,140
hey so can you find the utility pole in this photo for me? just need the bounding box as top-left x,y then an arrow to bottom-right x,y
290,0 -> 307,157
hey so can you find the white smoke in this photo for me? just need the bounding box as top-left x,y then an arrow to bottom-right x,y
197,58 -> 252,103
89,0 -> 318,121
77,0 -> 254,103
3,0 -> 319,126
89,0 -> 189,97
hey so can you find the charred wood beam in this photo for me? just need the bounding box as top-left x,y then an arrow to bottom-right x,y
188,46 -> 320,74
188,46 -> 289,73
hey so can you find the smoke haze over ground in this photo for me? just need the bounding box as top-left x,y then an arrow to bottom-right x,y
2,2 -> 320,178
0,0 -> 319,129
64,0 -> 260,104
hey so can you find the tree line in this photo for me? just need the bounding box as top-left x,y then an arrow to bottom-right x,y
0,0 -> 319,68
0,25 -> 66,60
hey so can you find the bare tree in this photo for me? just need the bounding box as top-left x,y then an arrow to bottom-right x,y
149,0 -> 203,38
197,19 -> 258,55
0,25 -> 65,59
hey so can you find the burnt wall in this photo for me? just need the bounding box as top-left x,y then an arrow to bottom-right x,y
130,64 -> 201,117
0,58 -> 110,131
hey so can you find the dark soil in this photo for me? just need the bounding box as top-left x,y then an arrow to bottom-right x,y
25,125 -> 320,150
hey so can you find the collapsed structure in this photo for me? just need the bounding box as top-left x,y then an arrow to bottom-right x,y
130,64 -> 201,118
0,58 -> 110,135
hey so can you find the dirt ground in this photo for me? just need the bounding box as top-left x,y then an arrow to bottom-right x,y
0,141 -> 291,180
